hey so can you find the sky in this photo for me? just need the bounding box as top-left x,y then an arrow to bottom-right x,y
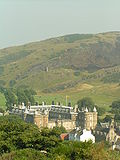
0,0 -> 120,49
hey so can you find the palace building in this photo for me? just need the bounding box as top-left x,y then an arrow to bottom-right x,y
9,102 -> 97,131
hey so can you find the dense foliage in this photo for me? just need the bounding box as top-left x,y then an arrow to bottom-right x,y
110,100 -> 120,121
77,97 -> 95,111
0,108 -> 4,113
77,97 -> 105,116
0,87 -> 36,110
0,115 -> 120,160
0,115 -> 64,155
0,149 -> 47,160
102,115 -> 112,123
102,72 -> 120,83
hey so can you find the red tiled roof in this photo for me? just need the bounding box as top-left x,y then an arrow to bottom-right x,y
60,133 -> 69,140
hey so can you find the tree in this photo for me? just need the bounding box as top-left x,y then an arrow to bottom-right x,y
111,100 -> 120,111
0,107 -> 4,113
4,89 -> 18,110
0,149 -> 47,160
103,115 -> 112,123
0,116 -> 120,159
50,126 -> 67,137
52,101 -> 55,105
0,115 -> 41,154
24,89 -> 35,105
17,89 -> 29,105
114,114 -> 120,122
111,100 -> 120,113
109,100 -> 120,122
96,106 -> 105,116
77,97 -> 94,111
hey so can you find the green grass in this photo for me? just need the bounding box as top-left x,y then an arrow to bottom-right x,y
35,82 -> 120,112
0,92 -> 6,110
0,81 -> 119,113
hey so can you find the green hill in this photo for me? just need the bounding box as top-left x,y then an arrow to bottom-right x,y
0,32 -> 120,108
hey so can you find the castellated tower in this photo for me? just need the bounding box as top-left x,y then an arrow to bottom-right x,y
78,107 -> 97,130
34,112 -> 42,129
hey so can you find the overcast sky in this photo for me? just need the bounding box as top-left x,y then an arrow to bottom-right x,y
0,0 -> 120,49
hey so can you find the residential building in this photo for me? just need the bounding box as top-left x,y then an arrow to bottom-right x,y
69,128 -> 95,143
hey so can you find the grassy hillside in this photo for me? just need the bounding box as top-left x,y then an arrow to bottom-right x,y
0,32 -> 120,89
35,82 -> 120,111
0,92 -> 6,109
0,32 -> 120,109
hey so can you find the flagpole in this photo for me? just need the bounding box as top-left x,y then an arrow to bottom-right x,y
66,96 -> 67,106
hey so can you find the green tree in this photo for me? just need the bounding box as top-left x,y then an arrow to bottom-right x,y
103,115 -> 112,123
50,126 -> 67,138
0,107 -> 4,113
1,116 -> 120,160
0,115 -> 40,154
16,89 -> 35,105
0,149 -> 47,160
77,97 -> 94,111
110,100 -> 120,122
24,89 -> 35,105
0,116 -> 62,155
4,89 -> 18,110
96,106 -> 105,116
17,89 -> 29,105
112,100 -> 120,108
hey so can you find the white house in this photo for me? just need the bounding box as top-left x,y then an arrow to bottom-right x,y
80,129 -> 95,143
69,128 -> 95,143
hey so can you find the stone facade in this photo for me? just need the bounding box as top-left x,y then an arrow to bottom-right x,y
9,103 -> 97,131
78,107 -> 97,130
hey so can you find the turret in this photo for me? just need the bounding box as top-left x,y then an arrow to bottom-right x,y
93,107 -> 97,112
74,105 -> 78,113
85,107 -> 88,112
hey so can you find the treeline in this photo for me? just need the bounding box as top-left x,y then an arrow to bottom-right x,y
102,72 -> 120,83
77,97 -> 105,116
0,115 -> 120,160
0,87 -> 36,110
110,100 -> 120,122
100,99 -> 120,123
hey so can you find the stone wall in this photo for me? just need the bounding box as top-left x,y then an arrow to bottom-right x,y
47,119 -> 76,131
78,111 -> 97,130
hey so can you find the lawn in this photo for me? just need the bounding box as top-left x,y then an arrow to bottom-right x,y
35,82 -> 120,112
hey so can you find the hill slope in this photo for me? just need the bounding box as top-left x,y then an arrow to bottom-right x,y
0,32 -> 120,93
